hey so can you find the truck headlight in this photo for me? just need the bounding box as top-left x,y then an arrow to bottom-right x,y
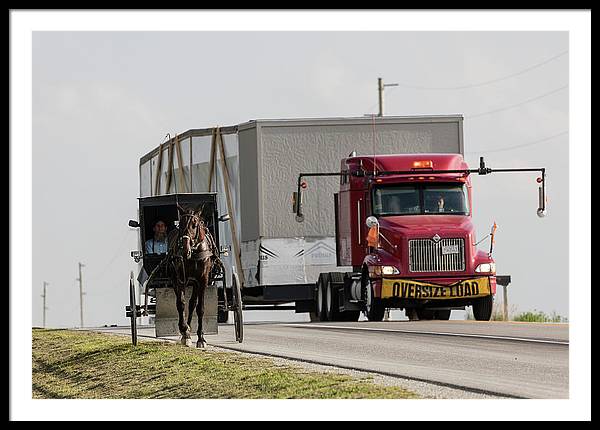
382,266 -> 400,275
475,263 -> 496,273
371,265 -> 400,276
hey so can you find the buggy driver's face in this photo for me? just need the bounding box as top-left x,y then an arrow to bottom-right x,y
154,221 -> 167,238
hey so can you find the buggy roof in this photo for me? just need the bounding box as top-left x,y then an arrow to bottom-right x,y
138,192 -> 218,208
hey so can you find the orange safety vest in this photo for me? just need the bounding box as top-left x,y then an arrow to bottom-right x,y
366,225 -> 379,247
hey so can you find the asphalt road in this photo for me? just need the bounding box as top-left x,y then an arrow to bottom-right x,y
93,319 -> 568,399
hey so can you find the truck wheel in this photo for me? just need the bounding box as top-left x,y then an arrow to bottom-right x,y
325,277 -> 341,321
316,274 -> 329,321
473,295 -> 493,321
364,277 -> 385,322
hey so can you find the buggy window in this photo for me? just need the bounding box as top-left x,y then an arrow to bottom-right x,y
142,206 -> 178,250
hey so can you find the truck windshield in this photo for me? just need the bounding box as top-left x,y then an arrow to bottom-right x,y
372,183 -> 470,216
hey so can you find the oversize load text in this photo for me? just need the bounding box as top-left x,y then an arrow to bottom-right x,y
381,278 -> 491,299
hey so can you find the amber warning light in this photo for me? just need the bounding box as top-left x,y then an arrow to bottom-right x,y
413,160 -> 433,169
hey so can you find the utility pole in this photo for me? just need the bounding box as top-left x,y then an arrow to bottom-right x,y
42,281 -> 49,328
76,262 -> 85,327
377,77 -> 399,117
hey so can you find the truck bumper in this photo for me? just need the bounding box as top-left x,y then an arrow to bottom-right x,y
376,276 -> 496,300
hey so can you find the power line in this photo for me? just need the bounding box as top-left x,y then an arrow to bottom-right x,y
393,50 -> 568,90
365,84 -> 567,124
86,229 -> 134,282
465,131 -> 568,154
466,85 -> 568,119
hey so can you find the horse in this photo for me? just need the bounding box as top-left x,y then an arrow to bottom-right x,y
166,204 -> 218,348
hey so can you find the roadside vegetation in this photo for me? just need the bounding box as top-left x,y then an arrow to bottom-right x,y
512,310 -> 568,323
32,329 -> 418,399
465,302 -> 568,322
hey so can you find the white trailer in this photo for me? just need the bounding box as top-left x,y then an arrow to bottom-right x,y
138,115 -> 464,318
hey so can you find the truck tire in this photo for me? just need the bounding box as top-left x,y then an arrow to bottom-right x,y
316,274 -> 329,322
325,278 -> 340,321
363,276 -> 385,322
473,295 -> 493,321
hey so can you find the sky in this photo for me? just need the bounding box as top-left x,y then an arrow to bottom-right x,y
29,29 -> 571,328
11,10 -> 591,421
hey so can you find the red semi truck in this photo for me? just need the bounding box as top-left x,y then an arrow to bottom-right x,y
294,153 -> 546,322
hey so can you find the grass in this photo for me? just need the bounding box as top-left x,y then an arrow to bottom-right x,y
465,303 -> 567,322
512,310 -> 568,323
32,329 -> 418,399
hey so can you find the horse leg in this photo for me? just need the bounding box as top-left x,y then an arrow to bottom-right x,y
195,263 -> 211,349
175,286 -> 192,347
187,284 -> 198,330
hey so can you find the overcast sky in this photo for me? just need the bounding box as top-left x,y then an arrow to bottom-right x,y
11,10 -> 592,421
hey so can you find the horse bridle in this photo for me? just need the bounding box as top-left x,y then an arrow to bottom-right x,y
179,212 -> 204,253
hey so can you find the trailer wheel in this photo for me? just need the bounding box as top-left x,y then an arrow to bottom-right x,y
472,295 -> 493,321
315,274 -> 329,322
363,276 -> 385,322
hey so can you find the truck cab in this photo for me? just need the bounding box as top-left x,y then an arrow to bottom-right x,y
329,153 -> 497,321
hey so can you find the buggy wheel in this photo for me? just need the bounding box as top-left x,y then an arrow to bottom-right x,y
217,262 -> 229,323
232,272 -> 244,343
129,273 -> 138,346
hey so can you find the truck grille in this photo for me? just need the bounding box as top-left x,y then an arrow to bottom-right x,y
409,238 -> 465,272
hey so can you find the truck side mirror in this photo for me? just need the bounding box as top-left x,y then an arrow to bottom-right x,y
536,173 -> 547,218
365,216 -> 379,228
128,220 -> 140,228
366,216 -> 380,248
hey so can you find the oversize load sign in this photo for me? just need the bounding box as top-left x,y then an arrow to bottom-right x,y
381,277 -> 491,300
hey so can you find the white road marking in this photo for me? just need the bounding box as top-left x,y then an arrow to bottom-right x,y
283,323 -> 569,345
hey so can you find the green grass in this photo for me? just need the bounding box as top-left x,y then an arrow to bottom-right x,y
32,329 -> 418,399
465,301 -> 567,323
512,310 -> 568,323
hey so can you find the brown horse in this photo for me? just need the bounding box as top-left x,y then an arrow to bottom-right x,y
167,204 -> 217,348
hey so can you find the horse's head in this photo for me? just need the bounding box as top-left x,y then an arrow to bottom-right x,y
177,204 -> 206,259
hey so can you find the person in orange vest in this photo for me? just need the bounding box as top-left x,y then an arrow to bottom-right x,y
367,223 -> 379,247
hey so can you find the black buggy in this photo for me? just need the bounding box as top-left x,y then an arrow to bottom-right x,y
126,192 -> 243,345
